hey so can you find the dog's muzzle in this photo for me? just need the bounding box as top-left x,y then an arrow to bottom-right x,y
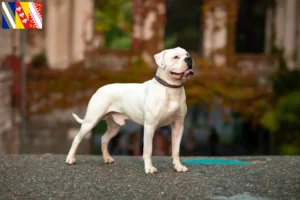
170,56 -> 195,79
184,57 -> 193,69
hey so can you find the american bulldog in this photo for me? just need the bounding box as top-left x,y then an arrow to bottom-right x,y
66,47 -> 194,174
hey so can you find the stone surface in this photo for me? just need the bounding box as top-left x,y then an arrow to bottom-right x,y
0,155 -> 299,199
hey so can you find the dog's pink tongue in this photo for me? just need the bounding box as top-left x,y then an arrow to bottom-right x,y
172,73 -> 182,79
184,69 -> 194,76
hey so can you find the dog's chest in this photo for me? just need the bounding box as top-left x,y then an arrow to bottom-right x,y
155,94 -> 181,125
164,100 -> 180,114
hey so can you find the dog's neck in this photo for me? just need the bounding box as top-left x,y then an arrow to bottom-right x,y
155,68 -> 185,88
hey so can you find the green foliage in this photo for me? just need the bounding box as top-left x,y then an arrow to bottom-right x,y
260,92 -> 300,155
109,37 -> 131,50
94,0 -> 132,50
270,69 -> 300,97
253,99 -> 267,110
269,48 -> 300,97
94,10 -> 114,33
31,52 -> 48,68
260,110 -> 278,133
164,34 -> 178,49
277,92 -> 300,125
262,54 -> 300,155
280,143 -> 300,155
131,56 -> 145,68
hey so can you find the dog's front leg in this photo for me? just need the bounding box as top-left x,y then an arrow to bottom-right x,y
171,120 -> 188,172
143,123 -> 157,174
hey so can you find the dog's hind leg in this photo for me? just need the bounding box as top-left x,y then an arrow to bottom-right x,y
66,96 -> 109,164
101,118 -> 121,164
66,118 -> 99,164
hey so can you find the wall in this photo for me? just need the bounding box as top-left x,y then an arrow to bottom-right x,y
45,0 -> 94,69
26,106 -> 91,154
0,66 -> 17,154
270,0 -> 300,69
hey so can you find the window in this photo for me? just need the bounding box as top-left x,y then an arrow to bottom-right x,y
235,0 -> 267,53
164,0 -> 202,52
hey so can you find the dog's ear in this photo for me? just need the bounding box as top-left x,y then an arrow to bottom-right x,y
154,50 -> 167,69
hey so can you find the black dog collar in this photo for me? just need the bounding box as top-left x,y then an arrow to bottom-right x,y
154,75 -> 183,89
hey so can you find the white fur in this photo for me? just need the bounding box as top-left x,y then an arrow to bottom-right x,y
66,47 -> 192,174
72,113 -> 83,123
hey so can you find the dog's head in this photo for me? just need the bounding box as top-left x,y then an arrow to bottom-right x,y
154,47 -> 194,81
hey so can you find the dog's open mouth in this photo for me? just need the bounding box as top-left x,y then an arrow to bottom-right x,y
170,69 -> 194,79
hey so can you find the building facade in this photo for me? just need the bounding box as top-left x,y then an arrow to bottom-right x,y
1,0 -> 299,70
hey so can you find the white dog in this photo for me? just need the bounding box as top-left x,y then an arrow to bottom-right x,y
66,47 -> 194,174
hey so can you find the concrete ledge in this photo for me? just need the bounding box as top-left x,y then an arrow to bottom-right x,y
0,155 -> 299,199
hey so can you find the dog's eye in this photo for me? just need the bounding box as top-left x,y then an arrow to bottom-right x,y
173,56 -> 179,59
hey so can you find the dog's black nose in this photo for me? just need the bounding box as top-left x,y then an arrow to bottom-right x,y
184,57 -> 192,62
184,57 -> 193,68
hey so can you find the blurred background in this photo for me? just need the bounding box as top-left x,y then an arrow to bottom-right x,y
0,0 -> 300,157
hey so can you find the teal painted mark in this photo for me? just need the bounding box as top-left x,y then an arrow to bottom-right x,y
181,159 -> 249,165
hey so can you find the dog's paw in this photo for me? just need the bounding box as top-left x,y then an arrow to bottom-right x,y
66,156 -> 76,165
145,165 -> 158,174
104,156 -> 115,164
174,164 -> 188,172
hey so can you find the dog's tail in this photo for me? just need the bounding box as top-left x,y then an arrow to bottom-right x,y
72,113 -> 83,124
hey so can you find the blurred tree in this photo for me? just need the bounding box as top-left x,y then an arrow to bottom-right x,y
271,68 -> 300,97
94,0 -> 132,50
276,92 -> 300,155
260,56 -> 300,155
